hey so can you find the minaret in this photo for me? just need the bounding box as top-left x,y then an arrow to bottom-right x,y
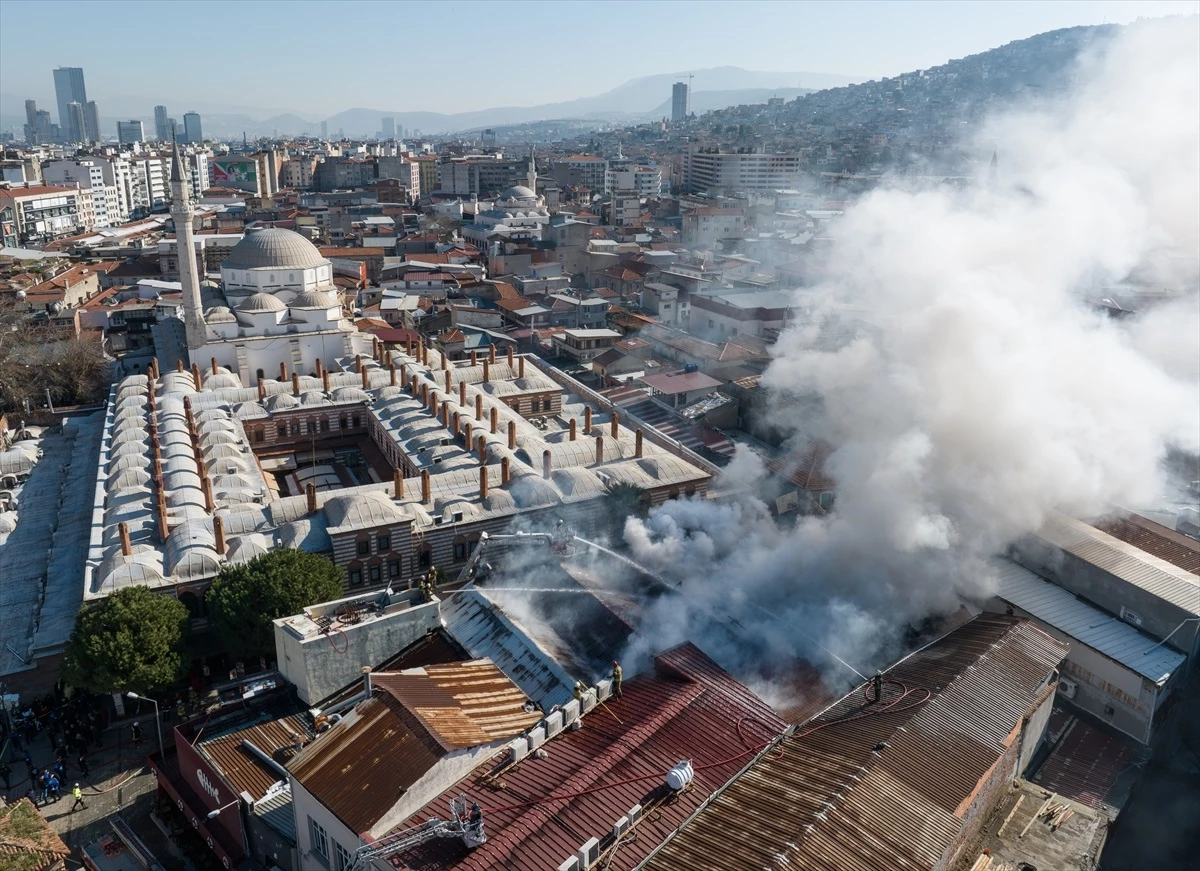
527,144 -> 536,192
170,140 -> 206,352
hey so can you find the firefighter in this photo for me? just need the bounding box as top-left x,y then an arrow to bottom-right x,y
611,661 -> 623,700
70,783 -> 86,812
131,721 -> 143,746
573,681 -> 585,702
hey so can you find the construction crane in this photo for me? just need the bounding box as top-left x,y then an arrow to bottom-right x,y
347,795 -> 485,870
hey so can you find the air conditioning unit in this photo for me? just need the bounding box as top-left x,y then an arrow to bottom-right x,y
1059,677 -> 1078,700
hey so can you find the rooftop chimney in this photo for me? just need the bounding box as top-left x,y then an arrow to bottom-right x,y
442,402 -> 451,428
459,381 -> 467,407
444,370 -> 452,392
191,362 -> 202,391
306,483 -> 317,515
488,344 -> 496,365
362,666 -> 372,696
119,521 -> 132,557
542,449 -> 552,479
508,420 -> 517,449
635,428 -> 644,458
475,394 -> 483,421
322,370 -> 331,393
479,465 -> 489,500
470,349 -> 478,366
257,377 -> 266,401
506,346 -> 514,367
519,355 -> 525,378
611,412 -> 619,439
490,407 -> 498,434
421,469 -> 431,503
465,422 -> 473,452
584,407 -> 592,434
482,359 -> 490,382
211,357 -> 218,376
293,372 -> 301,395
315,357 -> 324,378
595,435 -> 604,465
478,435 -> 487,465
361,365 -> 370,390
201,474 -> 214,512
569,419 -> 577,441
501,456 -> 510,484
176,358 -> 184,372
354,354 -> 362,374
431,393 -> 439,416
156,492 -> 170,543
389,362 -> 396,387
279,361 -> 288,382
213,515 -> 226,554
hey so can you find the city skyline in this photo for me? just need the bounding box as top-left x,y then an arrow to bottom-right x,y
1,0 -> 1196,121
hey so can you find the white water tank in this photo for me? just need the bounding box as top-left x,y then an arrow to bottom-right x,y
666,760 -> 694,791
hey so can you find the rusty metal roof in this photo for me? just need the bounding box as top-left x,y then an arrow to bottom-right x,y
288,660 -> 538,836
372,660 -> 542,751
641,615 -> 1068,871
202,713 -> 313,800
393,643 -> 788,871
1090,512 -> 1200,575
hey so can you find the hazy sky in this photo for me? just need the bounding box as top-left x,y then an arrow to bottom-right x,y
2,0 -> 1196,118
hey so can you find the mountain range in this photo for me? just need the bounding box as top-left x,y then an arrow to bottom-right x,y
0,66 -> 857,140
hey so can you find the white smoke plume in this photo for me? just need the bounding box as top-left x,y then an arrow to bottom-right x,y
620,18 -> 1200,686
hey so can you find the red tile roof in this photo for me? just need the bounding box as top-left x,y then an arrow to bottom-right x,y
0,183 -> 78,200
395,643 -> 787,871
768,442 -> 835,492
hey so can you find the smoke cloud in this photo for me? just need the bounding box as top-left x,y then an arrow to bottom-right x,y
619,17 -> 1200,687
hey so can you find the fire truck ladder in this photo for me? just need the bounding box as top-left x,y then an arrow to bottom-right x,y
347,795 -> 485,870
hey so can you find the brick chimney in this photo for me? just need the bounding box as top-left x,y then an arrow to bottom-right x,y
421,469 -> 431,503
292,372 -> 301,395
490,407 -> 498,434
569,418 -> 577,441
635,427 -> 644,458
479,465 -> 489,500
212,515 -> 226,554
119,521 -> 132,557
501,456 -> 510,484
393,468 -> 404,499
595,435 -> 604,465
542,449 -> 551,479
508,420 -> 517,449
306,483 -> 317,514
475,394 -> 483,421
584,406 -> 592,433
191,362 -> 202,391
611,411 -> 620,439
279,361 -> 288,382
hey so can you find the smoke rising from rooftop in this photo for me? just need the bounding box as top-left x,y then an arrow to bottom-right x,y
620,17 -> 1200,686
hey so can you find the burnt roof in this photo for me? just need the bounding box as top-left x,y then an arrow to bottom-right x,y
394,643 -> 787,870
642,615 -> 1068,871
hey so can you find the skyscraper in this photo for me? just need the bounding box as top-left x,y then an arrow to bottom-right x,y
23,100 -> 58,144
84,101 -> 101,142
154,105 -> 170,141
117,120 -> 145,145
381,116 -> 395,139
183,111 -> 202,144
53,67 -> 92,141
66,102 -> 86,145
671,81 -> 689,122
320,120 -> 328,140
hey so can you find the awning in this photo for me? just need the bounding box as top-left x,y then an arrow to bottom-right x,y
149,754 -> 244,870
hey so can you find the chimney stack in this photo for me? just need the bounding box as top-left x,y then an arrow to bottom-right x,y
452,410 -> 460,434
635,428 -> 644,458
211,356 -> 219,376
488,344 -> 496,365
490,407 -> 498,434
465,422 -> 473,452
371,335 -> 379,360
201,474 -> 214,512
475,394 -> 483,421
442,403 -> 451,428
292,372 -> 301,395
393,468 -> 404,499
315,357 -> 324,378
389,362 -> 396,386
362,666 -> 372,696
611,412 -> 620,438
518,355 -> 525,378
176,358 -> 184,372
355,354 -> 362,374
569,418 -> 577,441
257,377 -> 266,401
478,435 -> 487,465
306,483 -> 317,514
156,491 -> 170,543
470,349 -> 478,366
431,393 -> 439,417
119,521 -> 132,557
508,420 -> 517,449
479,465 -> 489,500
279,361 -> 288,382
191,362 -> 202,391
595,435 -> 604,465
459,381 -> 466,407
322,370 -> 331,393
482,359 -> 490,382
421,469 -> 431,503
584,406 -> 592,433
384,350 -> 392,367
361,365 -> 370,389
501,456 -> 510,484
444,370 -> 452,392
212,515 -> 226,554
441,350 -> 449,371
506,346 -> 514,367
542,449 -> 552,479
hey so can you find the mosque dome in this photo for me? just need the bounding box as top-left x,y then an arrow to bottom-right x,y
503,185 -> 536,200
290,289 -> 337,309
237,292 -> 287,313
224,228 -> 328,270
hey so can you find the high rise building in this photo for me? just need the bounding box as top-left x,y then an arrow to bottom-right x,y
23,99 -> 58,144
117,120 -> 145,145
154,105 -> 171,141
53,67 -> 89,141
381,116 -> 395,139
66,102 -> 86,145
671,81 -> 689,122
320,120 -> 328,140
183,111 -> 203,144
84,101 -> 101,142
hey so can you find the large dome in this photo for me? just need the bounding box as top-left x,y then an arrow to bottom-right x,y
224,228 -> 328,270
503,185 -> 536,200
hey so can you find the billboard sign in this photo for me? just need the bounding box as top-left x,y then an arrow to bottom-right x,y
211,159 -> 258,192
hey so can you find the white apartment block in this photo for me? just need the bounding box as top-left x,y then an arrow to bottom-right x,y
683,146 -> 804,193
42,158 -> 125,227
605,164 -> 661,199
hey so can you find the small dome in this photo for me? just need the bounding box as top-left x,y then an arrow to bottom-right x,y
238,292 -> 287,313
224,228 -> 329,270
290,289 -> 337,309
504,185 -> 536,200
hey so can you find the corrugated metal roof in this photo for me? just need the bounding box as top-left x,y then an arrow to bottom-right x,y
990,557 -> 1185,684
253,786 -> 297,841
393,643 -> 788,871
1038,511 -> 1200,615
642,615 -> 1069,871
202,713 -> 312,800
372,660 -> 542,751
1090,513 -> 1200,575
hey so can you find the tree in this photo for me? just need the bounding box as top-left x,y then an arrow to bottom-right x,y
62,587 -> 190,695
601,481 -> 649,542
206,549 -> 344,659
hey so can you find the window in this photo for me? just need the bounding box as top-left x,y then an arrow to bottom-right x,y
388,559 -> 401,578
417,547 -> 432,569
376,534 -> 390,552
352,414 -> 361,428
453,541 -> 467,561
334,842 -> 352,871
339,415 -> 348,430
277,423 -> 287,438
306,420 -> 315,435
253,427 -> 264,444
369,564 -> 381,583
309,817 -> 329,860
348,568 -> 363,587
357,538 -> 370,557
290,422 -> 300,436
320,417 -> 330,432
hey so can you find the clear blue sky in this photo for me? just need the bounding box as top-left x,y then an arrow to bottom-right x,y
1,0 -> 1196,119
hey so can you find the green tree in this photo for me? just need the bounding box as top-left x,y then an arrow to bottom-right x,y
206,549 -> 344,658
62,587 -> 190,695
602,481 -> 649,542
